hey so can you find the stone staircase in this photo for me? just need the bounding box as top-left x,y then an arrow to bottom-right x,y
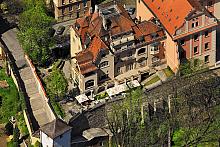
1,28 -> 54,128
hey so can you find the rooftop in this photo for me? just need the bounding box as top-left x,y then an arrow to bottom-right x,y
142,0 -> 203,36
40,119 -> 72,139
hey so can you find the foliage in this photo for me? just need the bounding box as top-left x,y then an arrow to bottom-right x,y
106,88 -> 169,146
0,0 -> 24,15
50,99 -> 65,118
171,76 -> 220,146
17,112 -> 29,136
144,75 -> 160,86
95,92 -> 108,100
163,67 -> 174,77
45,68 -> 68,99
7,140 -> 19,147
0,69 -> 19,123
34,140 -> 41,147
179,59 -> 207,76
13,125 -> 20,143
18,0 -> 55,66
5,122 -> 13,136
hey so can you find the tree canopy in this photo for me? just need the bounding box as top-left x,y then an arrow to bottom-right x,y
18,0 -> 54,66
45,68 -> 68,100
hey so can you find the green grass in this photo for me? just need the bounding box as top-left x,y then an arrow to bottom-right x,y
95,92 -> 109,100
0,68 -> 20,123
163,67 -> 174,77
16,112 -> 29,136
50,99 -> 65,118
144,76 -> 160,86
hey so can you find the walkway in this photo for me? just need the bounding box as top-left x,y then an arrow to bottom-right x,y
1,28 -> 54,128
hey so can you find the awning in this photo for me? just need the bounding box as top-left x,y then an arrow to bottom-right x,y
75,94 -> 89,104
127,80 -> 140,88
106,83 -> 129,97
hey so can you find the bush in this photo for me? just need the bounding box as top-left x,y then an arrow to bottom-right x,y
5,122 -> 13,136
7,140 -> 19,147
45,68 -> 68,100
50,99 -> 65,118
13,125 -> 20,143
95,92 -> 108,100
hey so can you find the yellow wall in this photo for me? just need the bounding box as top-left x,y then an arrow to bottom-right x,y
136,0 -> 154,21
165,33 -> 179,72
70,27 -> 83,63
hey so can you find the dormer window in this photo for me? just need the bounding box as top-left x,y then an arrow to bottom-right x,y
151,32 -> 159,39
100,61 -> 109,68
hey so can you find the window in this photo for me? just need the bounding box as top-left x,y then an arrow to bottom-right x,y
83,0 -> 87,7
152,57 -> 159,63
180,39 -> 185,45
205,55 -> 209,63
195,21 -> 199,27
76,11 -> 79,18
194,46 -> 198,54
126,63 -> 133,71
77,3 -> 80,9
85,80 -> 94,89
208,0 -> 213,7
205,31 -> 209,37
194,34 -> 199,41
99,74 -> 109,81
69,6 -> 72,11
99,61 -> 109,68
117,67 -> 121,74
62,8 -> 65,15
128,51 -> 132,57
205,42 -> 209,50
192,23 -> 195,28
138,48 -> 146,55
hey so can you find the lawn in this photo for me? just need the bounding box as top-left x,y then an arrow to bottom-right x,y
144,76 -> 160,86
163,67 -> 174,77
0,68 -> 20,123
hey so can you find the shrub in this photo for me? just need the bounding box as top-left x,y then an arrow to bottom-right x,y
5,122 -> 13,136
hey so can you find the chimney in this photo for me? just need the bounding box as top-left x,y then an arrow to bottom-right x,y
89,7 -> 93,14
94,5 -> 99,13
103,17 -> 107,30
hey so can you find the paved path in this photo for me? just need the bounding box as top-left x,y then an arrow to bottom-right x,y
1,28 -> 53,127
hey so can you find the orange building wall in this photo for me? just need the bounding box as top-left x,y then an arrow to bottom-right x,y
136,0 -> 154,21
136,0 -> 179,72
165,33 -> 179,72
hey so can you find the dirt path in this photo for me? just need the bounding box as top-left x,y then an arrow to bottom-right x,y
0,124 -> 8,147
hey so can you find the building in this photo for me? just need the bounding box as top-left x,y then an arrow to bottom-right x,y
137,0 -> 219,72
40,119 -> 72,147
70,2 -> 167,95
53,0 -> 91,21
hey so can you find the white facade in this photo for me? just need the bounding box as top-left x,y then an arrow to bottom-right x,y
40,130 -> 71,147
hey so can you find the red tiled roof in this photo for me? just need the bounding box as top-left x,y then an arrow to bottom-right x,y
74,2 -> 166,75
75,36 -> 107,74
142,0 -> 202,36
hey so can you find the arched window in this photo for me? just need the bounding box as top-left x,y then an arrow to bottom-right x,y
138,48 -> 146,55
85,80 -> 94,89
99,61 -> 109,68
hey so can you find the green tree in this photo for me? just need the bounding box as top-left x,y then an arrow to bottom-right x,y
18,0 -> 54,66
45,68 -> 67,100
13,125 -> 20,143
106,88 -> 169,147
